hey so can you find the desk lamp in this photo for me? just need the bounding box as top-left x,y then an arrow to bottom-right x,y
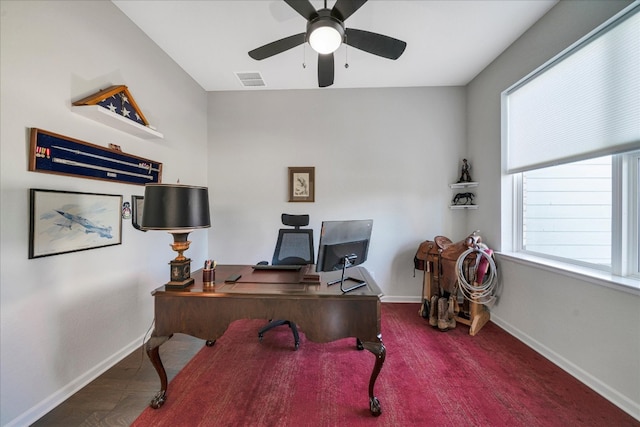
141,184 -> 210,289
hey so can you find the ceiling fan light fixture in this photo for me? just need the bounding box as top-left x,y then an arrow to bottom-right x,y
307,16 -> 344,54
248,1 -> 406,88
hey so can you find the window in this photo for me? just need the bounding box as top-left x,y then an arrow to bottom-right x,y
503,3 -> 640,286
522,156 -> 612,268
517,151 -> 639,279
634,153 -> 640,275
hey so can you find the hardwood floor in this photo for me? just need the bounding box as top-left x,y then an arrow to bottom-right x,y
31,334 -> 204,426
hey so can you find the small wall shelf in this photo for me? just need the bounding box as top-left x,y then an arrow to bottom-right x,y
450,182 -> 478,189
72,105 -> 163,139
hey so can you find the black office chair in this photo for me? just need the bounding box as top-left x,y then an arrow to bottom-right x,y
257,214 -> 314,350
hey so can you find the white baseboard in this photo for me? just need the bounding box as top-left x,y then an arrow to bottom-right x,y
380,295 -> 421,303
490,314 -> 640,422
5,334 -> 147,427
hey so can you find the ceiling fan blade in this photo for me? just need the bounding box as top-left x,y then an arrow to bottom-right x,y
248,33 -> 306,60
284,0 -> 318,21
332,0 -> 367,21
345,28 -> 407,60
318,53 -> 334,88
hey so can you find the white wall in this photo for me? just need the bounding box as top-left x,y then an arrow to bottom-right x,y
0,1 -> 208,425
207,88 -> 468,299
467,0 -> 639,419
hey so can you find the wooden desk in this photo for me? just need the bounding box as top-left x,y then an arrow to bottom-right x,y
146,264 -> 386,416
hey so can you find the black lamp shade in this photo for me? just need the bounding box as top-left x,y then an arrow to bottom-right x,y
141,184 -> 211,230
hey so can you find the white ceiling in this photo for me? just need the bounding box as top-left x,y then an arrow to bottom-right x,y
112,0 -> 558,91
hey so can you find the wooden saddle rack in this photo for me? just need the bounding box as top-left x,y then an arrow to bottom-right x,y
416,232 -> 491,336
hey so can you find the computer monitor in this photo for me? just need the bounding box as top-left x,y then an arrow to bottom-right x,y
316,219 -> 373,292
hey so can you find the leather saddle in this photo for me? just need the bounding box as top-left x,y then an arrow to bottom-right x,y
417,232 -> 481,295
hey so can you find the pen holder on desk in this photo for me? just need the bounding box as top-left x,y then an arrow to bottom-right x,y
202,268 -> 215,284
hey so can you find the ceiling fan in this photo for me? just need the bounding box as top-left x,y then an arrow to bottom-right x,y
248,0 -> 407,88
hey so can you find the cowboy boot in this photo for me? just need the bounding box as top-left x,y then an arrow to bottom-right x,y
438,297 -> 457,331
429,295 -> 439,327
437,297 -> 449,331
447,296 -> 457,329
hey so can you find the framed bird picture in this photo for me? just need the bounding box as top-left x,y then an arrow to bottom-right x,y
288,167 -> 315,203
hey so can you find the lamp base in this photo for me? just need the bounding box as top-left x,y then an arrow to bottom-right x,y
166,258 -> 194,289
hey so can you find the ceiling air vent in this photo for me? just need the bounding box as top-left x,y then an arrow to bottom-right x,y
235,71 -> 265,87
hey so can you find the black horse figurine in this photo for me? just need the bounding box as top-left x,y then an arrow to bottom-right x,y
453,192 -> 475,205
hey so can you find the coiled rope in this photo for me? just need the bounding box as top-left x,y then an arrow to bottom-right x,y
455,246 -> 497,305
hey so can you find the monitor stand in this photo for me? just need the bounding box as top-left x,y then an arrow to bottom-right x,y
326,255 -> 367,293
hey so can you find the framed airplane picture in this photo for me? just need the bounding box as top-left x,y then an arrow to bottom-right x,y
29,189 -> 123,259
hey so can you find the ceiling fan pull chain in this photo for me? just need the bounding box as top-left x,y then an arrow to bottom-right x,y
302,43 -> 306,69
345,44 -> 349,69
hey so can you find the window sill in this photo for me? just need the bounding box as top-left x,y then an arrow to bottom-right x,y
496,251 -> 640,296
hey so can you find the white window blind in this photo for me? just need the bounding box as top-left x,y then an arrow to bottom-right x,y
505,4 -> 640,174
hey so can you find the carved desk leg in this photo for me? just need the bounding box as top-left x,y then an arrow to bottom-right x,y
145,335 -> 170,409
361,335 -> 386,417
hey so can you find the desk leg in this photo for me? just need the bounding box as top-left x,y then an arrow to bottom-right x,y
361,336 -> 386,417
145,335 -> 170,409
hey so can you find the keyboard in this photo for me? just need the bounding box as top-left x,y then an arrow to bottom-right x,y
252,264 -> 302,271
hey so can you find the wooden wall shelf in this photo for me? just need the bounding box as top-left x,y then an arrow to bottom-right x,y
72,105 -> 163,139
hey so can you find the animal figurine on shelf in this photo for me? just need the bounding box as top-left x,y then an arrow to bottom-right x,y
453,192 -> 475,205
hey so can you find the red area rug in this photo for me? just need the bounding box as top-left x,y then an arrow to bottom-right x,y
132,303 -> 637,426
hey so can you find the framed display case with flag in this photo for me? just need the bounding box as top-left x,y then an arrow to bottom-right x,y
73,85 -> 148,126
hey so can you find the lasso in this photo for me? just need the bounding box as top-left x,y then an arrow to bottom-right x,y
455,246 -> 497,305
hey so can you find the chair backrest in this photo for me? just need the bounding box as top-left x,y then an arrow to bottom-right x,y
271,214 -> 314,265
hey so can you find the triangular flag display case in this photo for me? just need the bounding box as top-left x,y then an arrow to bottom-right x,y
72,85 -> 163,139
